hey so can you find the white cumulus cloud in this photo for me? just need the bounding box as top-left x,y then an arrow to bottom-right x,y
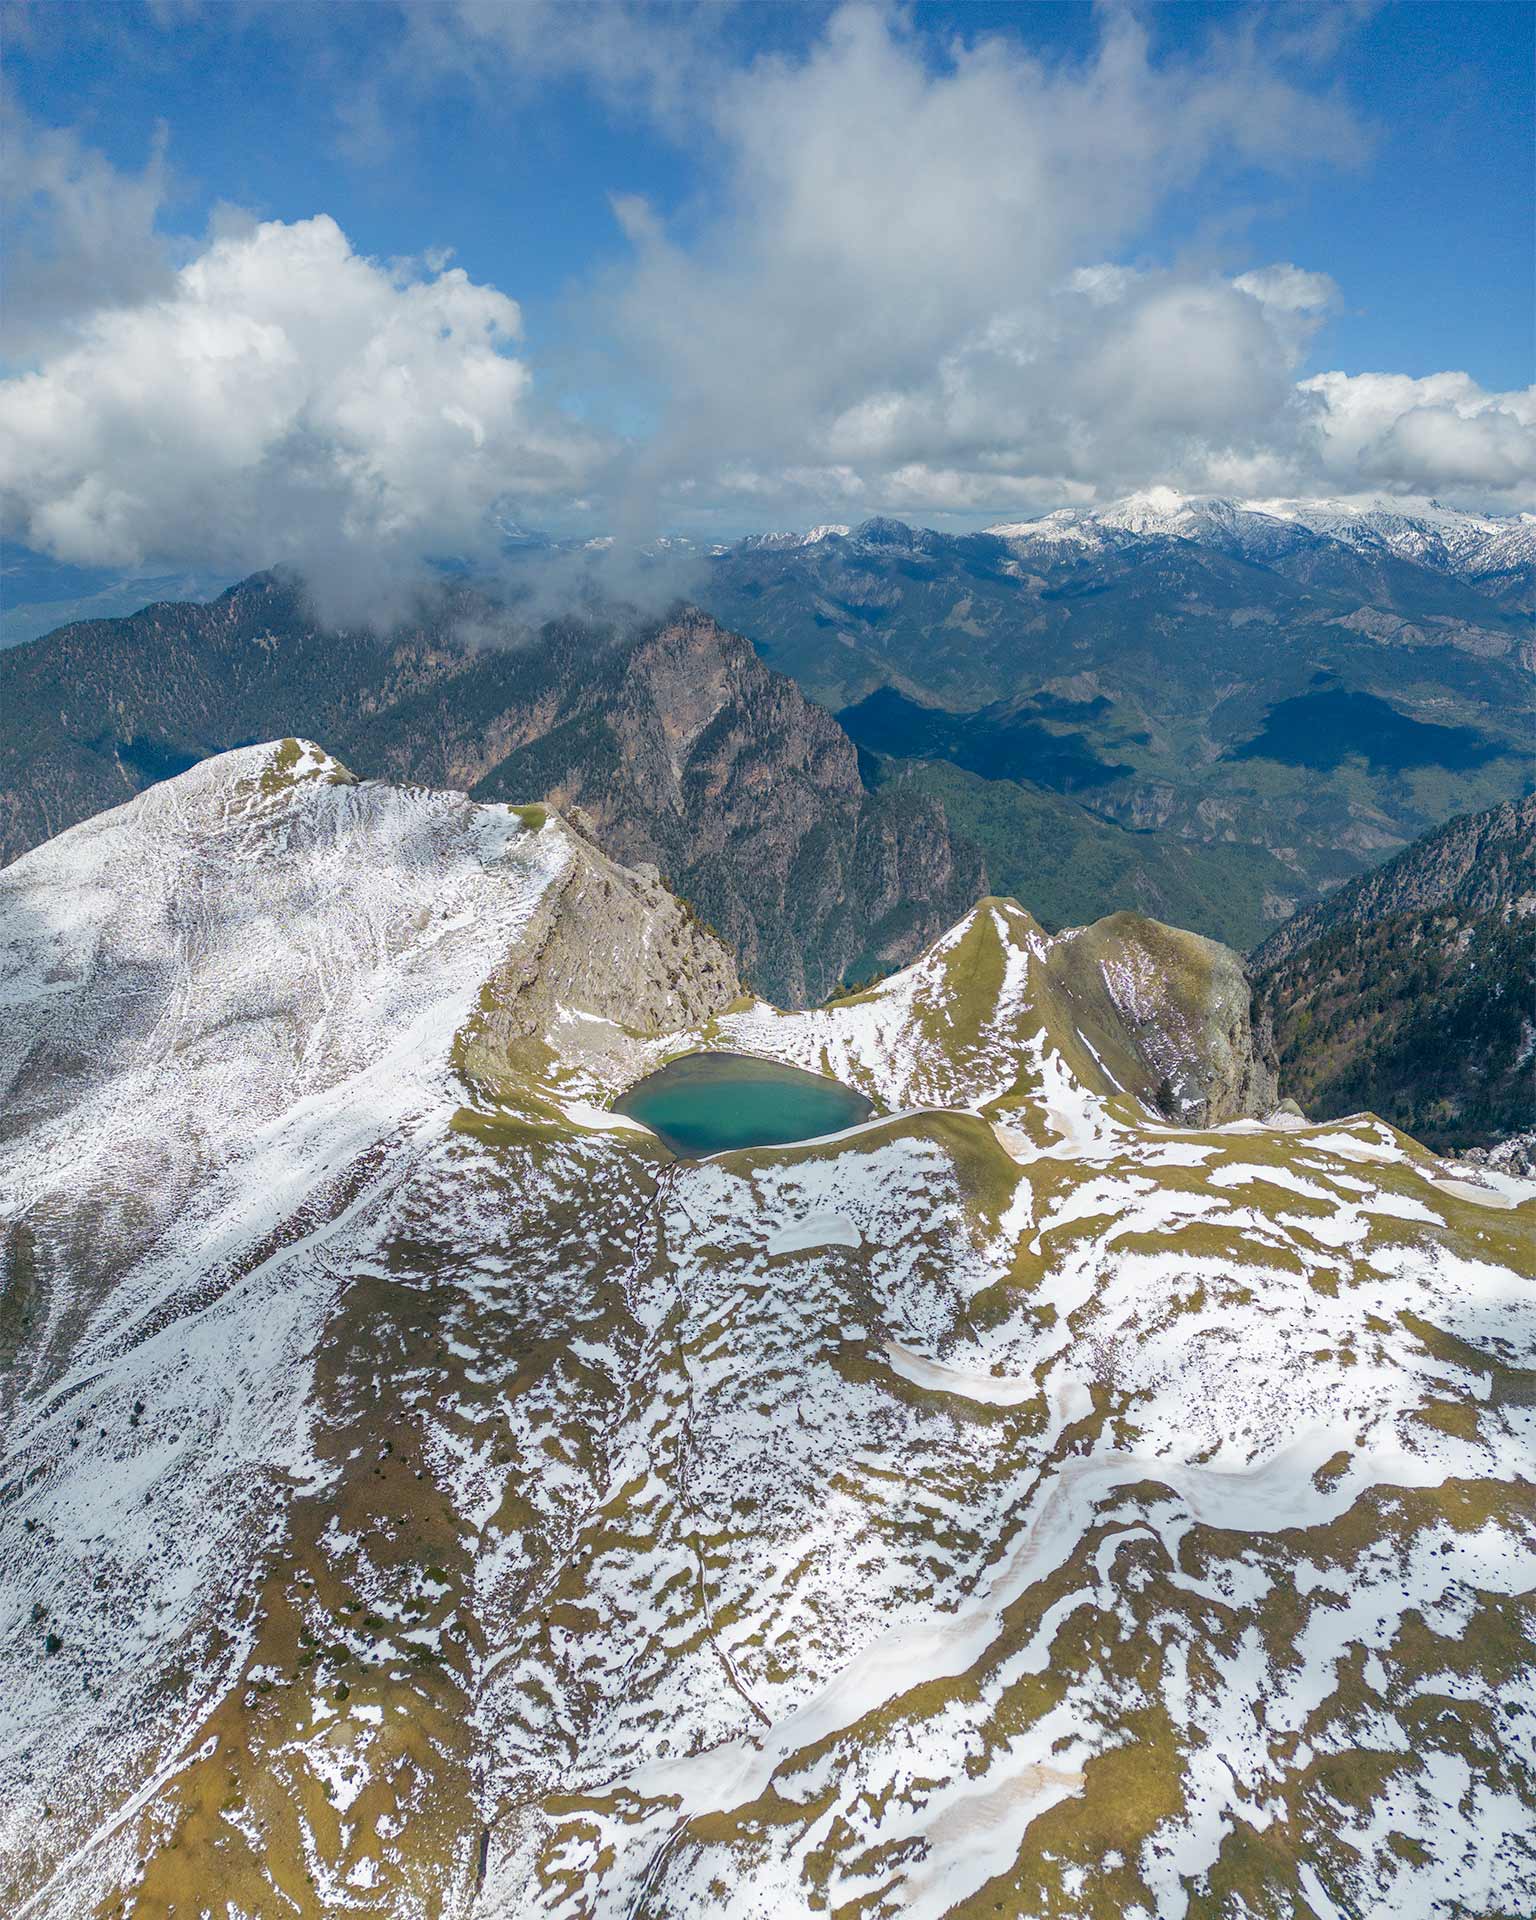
1231,263 -> 1340,314
3,0 -> 1532,600
587,6 -> 1532,523
0,212 -> 602,618
1302,370 -> 1536,499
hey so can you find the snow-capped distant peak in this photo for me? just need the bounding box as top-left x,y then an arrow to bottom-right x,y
1242,496 -> 1536,575
986,491 -> 1536,578
1099,485 -> 1201,528
983,506 -> 1099,546
737,523 -> 852,552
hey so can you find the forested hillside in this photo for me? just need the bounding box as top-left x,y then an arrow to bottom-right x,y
1254,796 -> 1536,1148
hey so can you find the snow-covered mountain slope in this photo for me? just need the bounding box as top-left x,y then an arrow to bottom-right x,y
3,746 -> 1534,1919
986,489 -> 1536,579
1257,497 -> 1536,579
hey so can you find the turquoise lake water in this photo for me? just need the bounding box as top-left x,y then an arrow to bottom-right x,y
614,1051 -> 873,1158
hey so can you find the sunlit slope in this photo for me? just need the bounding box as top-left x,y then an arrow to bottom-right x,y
1,744 -> 1531,1919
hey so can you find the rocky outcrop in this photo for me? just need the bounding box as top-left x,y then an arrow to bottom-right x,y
1047,911 -> 1279,1125
457,611 -> 987,1006
454,808 -> 742,1100
716,896 -> 1277,1130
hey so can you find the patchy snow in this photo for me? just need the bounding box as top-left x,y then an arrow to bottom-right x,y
884,1341 -> 1039,1406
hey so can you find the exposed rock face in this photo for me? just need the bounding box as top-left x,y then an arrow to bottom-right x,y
455,805 -> 741,1100
1047,911 -> 1278,1125
350,607 -> 987,1006
577,625 -> 954,999
0,583 -> 982,1006
1459,1129 -> 1536,1179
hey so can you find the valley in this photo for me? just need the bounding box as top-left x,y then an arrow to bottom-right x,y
701,498 -> 1534,945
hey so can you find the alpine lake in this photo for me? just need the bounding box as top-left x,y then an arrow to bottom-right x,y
613,1050 -> 874,1159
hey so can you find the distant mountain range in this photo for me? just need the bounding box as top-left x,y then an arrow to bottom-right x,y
8,493 -> 1529,651
720,491 -> 1536,586
1254,794 -> 1536,1151
984,489 -> 1536,582
0,547 -> 235,649
697,494 -> 1533,949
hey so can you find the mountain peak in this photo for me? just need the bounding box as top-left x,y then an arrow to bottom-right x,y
851,514 -> 917,546
4,740 -> 1532,1915
735,522 -> 851,552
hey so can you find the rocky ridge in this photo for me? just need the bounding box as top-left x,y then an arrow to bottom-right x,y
1252,795 -> 1536,1150
1252,793 -> 1536,971
349,606 -> 986,1007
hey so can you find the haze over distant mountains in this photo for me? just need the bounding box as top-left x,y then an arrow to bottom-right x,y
7,492 -> 1532,650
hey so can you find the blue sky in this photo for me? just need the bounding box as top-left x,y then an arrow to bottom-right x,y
3,0 -> 1533,609
11,1 -> 1530,386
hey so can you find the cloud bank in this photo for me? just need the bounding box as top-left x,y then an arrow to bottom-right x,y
2,2 -> 1531,613
1,212 -> 602,619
